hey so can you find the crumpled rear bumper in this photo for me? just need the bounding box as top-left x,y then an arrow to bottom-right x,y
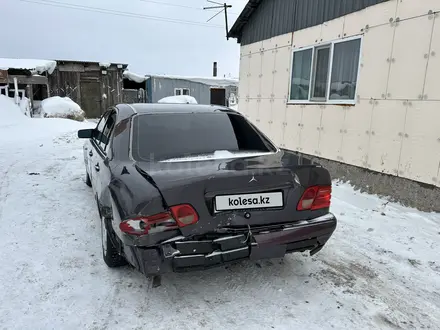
128,213 -> 337,275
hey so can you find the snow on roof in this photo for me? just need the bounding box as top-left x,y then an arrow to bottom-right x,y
148,74 -> 238,87
0,58 -> 57,74
123,70 -> 147,83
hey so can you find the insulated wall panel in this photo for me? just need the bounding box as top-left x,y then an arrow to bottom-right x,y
424,16 -> 440,100
321,17 -> 345,43
364,0 -> 398,28
318,106 -> 345,161
344,9 -> 368,37
299,105 -> 323,155
239,53 -> 251,100
246,99 -> 259,125
272,46 -> 292,100
320,17 -> 345,42
356,24 -> 394,99
260,49 -> 276,99
256,99 -> 273,136
263,33 -> 293,50
396,0 -> 440,21
341,101 -> 373,167
248,52 -> 263,99
270,99 -> 287,147
398,101 -> 440,184
283,105 -> 303,152
272,33 -> 293,48
368,100 -> 406,175
248,41 -> 263,54
387,16 -> 433,100
291,25 -> 322,49
239,97 -> 249,118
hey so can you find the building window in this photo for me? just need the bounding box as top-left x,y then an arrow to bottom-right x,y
0,86 -> 7,96
289,36 -> 362,104
175,88 -> 190,96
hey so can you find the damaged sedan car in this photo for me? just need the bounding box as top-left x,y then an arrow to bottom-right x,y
78,104 -> 337,280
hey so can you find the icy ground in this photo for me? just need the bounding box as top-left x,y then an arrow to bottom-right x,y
0,118 -> 439,330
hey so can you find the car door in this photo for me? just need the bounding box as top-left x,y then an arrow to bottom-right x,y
95,110 -> 117,205
90,111 -> 111,191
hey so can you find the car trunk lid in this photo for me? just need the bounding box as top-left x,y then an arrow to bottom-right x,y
134,151 -> 330,236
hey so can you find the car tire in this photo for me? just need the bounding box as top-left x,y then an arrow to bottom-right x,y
85,172 -> 92,187
101,216 -> 127,268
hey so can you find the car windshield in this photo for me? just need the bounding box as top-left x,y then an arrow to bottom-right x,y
131,112 -> 275,162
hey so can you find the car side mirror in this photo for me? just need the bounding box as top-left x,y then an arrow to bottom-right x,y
78,129 -> 94,139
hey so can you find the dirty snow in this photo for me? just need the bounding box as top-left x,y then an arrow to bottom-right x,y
123,70 -> 147,83
0,57 -> 57,74
158,95 -> 198,104
0,115 -> 439,329
39,96 -> 85,121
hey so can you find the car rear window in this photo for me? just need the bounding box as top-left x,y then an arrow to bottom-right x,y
132,112 -> 275,161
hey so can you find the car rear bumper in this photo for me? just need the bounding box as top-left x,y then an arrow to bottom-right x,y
128,213 -> 337,275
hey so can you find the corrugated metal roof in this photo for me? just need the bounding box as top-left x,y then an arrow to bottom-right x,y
229,0 -> 391,45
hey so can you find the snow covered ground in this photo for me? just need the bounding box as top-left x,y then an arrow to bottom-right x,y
0,114 -> 439,330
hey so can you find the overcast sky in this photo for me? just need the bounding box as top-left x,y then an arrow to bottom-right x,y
3,0 -> 247,77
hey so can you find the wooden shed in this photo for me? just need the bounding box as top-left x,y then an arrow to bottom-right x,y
0,58 -> 128,118
48,60 -> 128,118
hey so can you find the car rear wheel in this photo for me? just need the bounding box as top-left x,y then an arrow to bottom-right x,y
85,172 -> 92,187
101,216 -> 127,268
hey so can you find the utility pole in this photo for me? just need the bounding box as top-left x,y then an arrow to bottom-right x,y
203,1 -> 232,40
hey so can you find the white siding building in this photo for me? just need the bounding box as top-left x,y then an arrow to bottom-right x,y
230,0 -> 440,188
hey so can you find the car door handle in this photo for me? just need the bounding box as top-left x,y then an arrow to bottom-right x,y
89,150 -> 93,157
95,163 -> 100,172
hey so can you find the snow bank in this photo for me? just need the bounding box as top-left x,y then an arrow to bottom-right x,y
149,74 -> 238,87
123,70 -> 147,83
0,58 -> 57,74
0,95 -> 28,127
158,95 -> 198,104
40,97 -> 85,121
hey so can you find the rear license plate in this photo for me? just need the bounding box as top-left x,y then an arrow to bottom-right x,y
215,192 -> 283,211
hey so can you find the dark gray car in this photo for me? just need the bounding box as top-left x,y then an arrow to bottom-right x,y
78,104 -> 337,278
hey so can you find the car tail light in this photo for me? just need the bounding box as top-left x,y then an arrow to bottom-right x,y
170,204 -> 199,227
297,186 -> 331,211
119,204 -> 198,236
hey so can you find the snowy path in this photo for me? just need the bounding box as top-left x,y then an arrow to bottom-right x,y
0,119 -> 439,330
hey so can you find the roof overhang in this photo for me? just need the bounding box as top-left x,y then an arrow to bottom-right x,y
228,0 -> 263,42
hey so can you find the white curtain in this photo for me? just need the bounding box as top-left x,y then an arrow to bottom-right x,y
329,39 -> 361,100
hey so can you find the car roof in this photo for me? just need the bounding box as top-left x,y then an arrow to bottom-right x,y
116,103 -> 238,115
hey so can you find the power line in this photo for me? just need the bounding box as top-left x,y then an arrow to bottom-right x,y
139,0 -> 238,15
19,0 -> 224,28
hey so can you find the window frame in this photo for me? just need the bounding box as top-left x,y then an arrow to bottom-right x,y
93,111 -> 111,147
288,35 -> 363,106
174,88 -> 190,96
99,111 -> 117,152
